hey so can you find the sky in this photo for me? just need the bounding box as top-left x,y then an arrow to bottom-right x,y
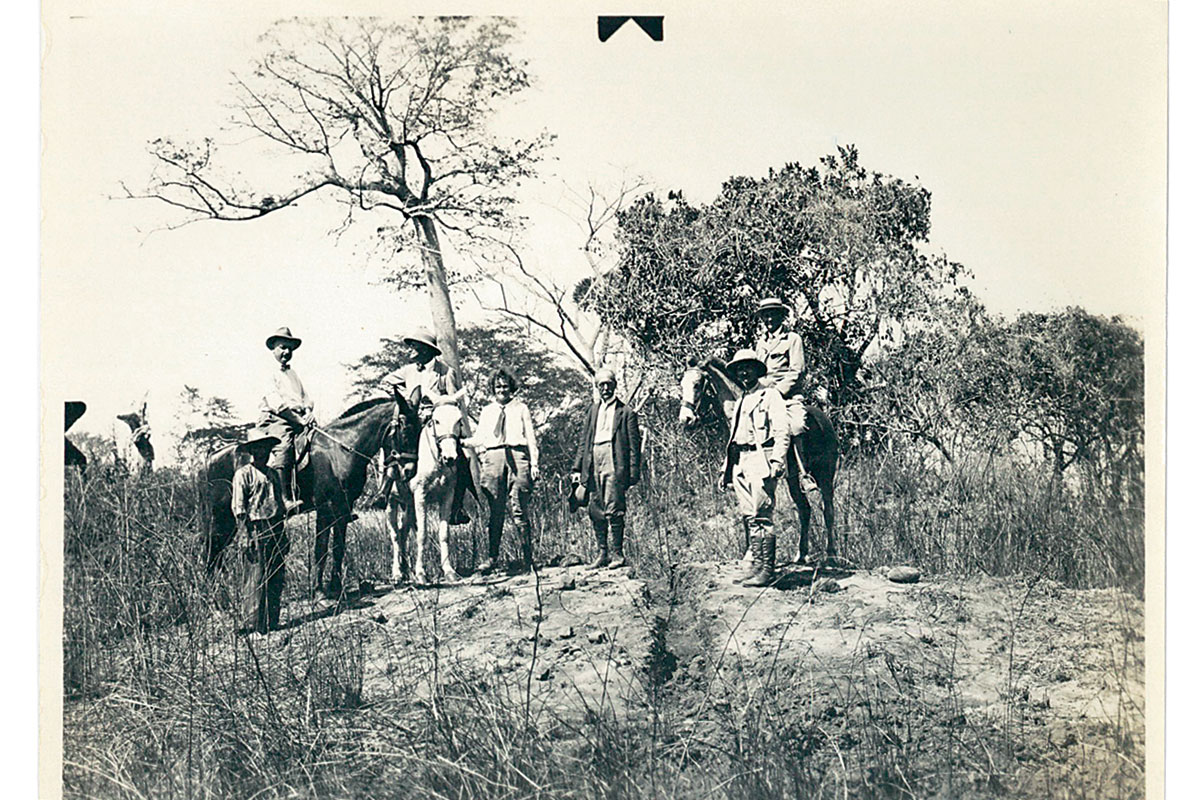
41,0 -> 1166,456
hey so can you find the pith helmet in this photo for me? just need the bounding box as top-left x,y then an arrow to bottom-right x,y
266,327 -> 302,350
727,349 -> 767,380
237,429 -> 281,453
755,297 -> 789,315
404,328 -> 441,355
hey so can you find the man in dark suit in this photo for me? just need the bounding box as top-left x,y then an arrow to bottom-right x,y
570,368 -> 642,569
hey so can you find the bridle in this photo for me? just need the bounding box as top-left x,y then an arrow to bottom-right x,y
422,406 -> 463,470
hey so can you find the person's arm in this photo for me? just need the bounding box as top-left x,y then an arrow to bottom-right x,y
570,406 -> 591,479
626,408 -> 643,486
774,335 -> 804,397
521,402 -> 540,479
231,469 -> 248,520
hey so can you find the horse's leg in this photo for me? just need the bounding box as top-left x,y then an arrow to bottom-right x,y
411,482 -> 428,585
438,493 -> 462,583
314,508 -> 330,596
820,473 -> 836,557
206,508 -> 234,574
788,469 -> 812,565
388,499 -> 406,584
329,514 -> 347,596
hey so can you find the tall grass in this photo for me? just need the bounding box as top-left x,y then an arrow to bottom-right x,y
61,404 -> 1144,799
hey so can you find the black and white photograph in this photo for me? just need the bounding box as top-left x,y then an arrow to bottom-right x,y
41,1 -> 1164,797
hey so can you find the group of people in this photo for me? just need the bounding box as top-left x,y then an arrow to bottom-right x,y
229,296 -> 814,633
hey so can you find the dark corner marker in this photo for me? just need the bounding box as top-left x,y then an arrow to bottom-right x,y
598,16 -> 664,42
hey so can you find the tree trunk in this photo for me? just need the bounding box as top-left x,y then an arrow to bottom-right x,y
413,216 -> 461,379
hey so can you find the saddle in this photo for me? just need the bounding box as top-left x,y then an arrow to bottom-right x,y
293,425 -> 315,474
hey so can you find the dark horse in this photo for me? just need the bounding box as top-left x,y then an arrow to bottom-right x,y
679,357 -> 838,563
203,394 -> 419,597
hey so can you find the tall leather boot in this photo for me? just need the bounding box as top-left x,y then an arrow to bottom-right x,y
608,517 -> 627,569
278,464 -> 301,516
448,460 -> 471,525
519,520 -> 534,572
587,520 -> 610,569
734,534 -> 761,584
745,533 -> 776,588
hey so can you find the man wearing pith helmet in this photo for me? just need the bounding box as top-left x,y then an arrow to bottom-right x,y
722,349 -> 790,587
571,367 -> 642,570
754,297 -> 818,492
259,326 -> 313,514
377,328 -> 471,524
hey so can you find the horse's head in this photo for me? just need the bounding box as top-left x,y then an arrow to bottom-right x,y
426,402 -> 465,465
679,365 -> 706,428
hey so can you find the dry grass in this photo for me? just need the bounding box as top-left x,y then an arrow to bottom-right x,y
61,411 -> 1144,799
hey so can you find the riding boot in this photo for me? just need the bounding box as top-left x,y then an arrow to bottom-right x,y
607,517 -> 628,569
448,460 -> 471,525
587,520 -> 610,569
745,534 -> 777,588
478,516 -> 503,575
519,520 -> 534,572
278,464 -> 302,516
734,534 -> 761,584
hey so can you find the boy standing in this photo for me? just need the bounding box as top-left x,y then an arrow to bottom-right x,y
232,430 -> 289,634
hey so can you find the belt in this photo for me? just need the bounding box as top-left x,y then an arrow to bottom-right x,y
486,444 -> 529,452
731,439 -> 775,453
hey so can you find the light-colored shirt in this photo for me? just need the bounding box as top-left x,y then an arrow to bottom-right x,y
468,399 -> 539,469
728,382 -> 790,474
381,359 -> 460,405
755,329 -> 805,399
593,398 -> 618,445
231,463 -> 285,522
262,363 -> 313,417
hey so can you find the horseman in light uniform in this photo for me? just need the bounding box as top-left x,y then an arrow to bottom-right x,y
375,328 -> 472,524
259,327 -> 312,514
754,297 -> 818,492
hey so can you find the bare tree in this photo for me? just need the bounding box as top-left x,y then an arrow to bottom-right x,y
127,17 -> 551,375
468,178 -> 645,376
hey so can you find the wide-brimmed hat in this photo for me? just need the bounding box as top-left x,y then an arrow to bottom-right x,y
237,429 -> 281,453
727,349 -> 767,380
565,480 -> 589,513
265,327 -> 302,350
403,328 -> 441,355
755,297 -> 789,315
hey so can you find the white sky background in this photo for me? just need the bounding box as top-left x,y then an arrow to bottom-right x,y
41,0 -> 1166,456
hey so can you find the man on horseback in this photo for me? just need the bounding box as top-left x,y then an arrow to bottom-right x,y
375,328 -> 471,524
259,326 -> 312,515
754,297 -> 818,493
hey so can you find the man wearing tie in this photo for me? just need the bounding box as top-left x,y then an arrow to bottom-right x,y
259,327 -> 313,514
466,368 -> 540,574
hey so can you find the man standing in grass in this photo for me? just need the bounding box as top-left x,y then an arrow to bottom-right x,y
232,430 -> 289,634
467,368 -> 540,574
571,368 -> 642,570
723,350 -> 790,587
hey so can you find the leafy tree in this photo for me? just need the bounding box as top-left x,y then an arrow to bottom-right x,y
174,386 -> 251,466
588,147 -> 966,409
1000,308 -> 1144,489
130,17 -> 551,376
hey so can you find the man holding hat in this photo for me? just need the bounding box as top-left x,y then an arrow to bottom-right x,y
232,430 -> 290,634
754,297 -> 818,492
259,326 -> 313,514
571,367 -> 642,569
722,349 -> 790,587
